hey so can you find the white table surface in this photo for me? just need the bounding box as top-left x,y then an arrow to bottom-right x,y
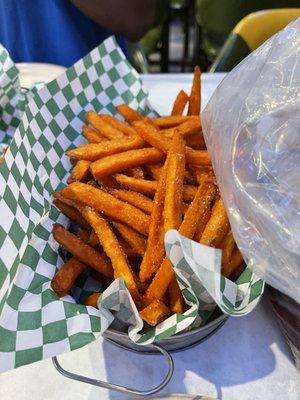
0,73 -> 299,400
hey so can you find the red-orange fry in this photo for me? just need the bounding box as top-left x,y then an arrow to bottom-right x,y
188,66 -> 201,115
66,136 -> 145,161
90,147 -> 164,179
99,114 -> 136,136
139,165 -> 167,282
82,125 -> 108,143
134,120 -> 210,166
52,224 -> 114,278
171,90 -> 189,116
117,104 -> 143,123
51,257 -> 86,297
86,111 -> 126,139
59,182 -> 150,235
53,198 -> 90,230
139,300 -> 171,326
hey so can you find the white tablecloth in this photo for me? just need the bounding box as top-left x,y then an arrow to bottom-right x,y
0,73 -> 299,400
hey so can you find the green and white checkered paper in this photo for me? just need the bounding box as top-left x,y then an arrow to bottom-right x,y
0,37 -> 264,372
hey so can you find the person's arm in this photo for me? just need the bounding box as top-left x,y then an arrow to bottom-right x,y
70,0 -> 157,42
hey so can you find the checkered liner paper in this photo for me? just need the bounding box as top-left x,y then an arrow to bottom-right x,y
0,37 -> 264,372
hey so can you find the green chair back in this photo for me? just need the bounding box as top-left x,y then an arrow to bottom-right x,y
210,8 -> 300,72
196,0 -> 300,62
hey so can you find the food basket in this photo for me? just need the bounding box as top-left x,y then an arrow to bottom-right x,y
53,310 -> 227,396
104,309 -> 227,353
0,35 -> 267,396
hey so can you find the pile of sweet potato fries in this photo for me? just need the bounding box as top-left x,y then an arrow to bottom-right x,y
51,67 -> 244,326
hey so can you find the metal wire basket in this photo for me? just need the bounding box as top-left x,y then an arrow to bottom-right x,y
53,309 -> 227,396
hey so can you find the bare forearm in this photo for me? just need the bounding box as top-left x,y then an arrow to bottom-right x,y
70,0 -> 156,41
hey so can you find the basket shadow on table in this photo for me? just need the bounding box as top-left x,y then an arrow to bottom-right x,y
87,297 -> 289,400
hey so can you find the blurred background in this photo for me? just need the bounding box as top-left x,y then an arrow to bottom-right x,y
127,0 -> 300,73
1,0 -> 299,76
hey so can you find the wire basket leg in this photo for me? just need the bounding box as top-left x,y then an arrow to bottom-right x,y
52,342 -> 174,397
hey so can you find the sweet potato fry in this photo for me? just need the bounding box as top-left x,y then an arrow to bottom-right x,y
220,230 -> 235,268
139,165 -> 167,282
188,66 -> 201,115
114,174 -> 156,197
171,90 -> 189,116
133,120 -> 175,154
86,111 -> 126,139
180,181 -> 217,238
110,186 -> 187,215
114,174 -> 197,202
84,292 -> 101,308
112,221 -> 147,256
145,258 -> 174,305
53,198 -> 90,230
164,131 -> 185,232
161,117 -> 201,138
81,208 -> 140,301
194,209 -> 211,242
67,160 -> 91,183
90,147 -> 164,179
134,121 -> 210,166
222,246 -> 244,278
144,139 -> 187,310
82,125 -> 108,143
200,198 -> 230,247
109,189 -> 153,214
66,136 -> 145,161
193,206 -> 212,240
139,300 -> 171,326
59,182 -> 150,235
52,224 -> 113,277
117,104 -> 143,123
153,115 -> 194,128
185,147 -> 210,166
51,257 -> 87,297
168,278 -> 185,314
99,114 -> 136,136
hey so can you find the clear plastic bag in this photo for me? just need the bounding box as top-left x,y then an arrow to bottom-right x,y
202,19 -> 300,303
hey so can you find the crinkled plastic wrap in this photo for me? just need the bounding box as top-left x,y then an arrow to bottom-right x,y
202,19 -> 300,303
